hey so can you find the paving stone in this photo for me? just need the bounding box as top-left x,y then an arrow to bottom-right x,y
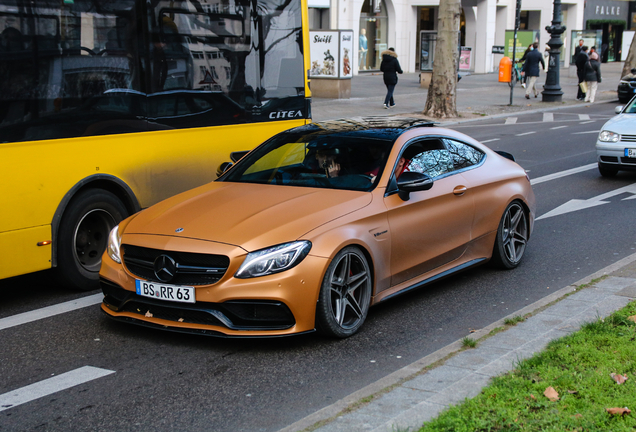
444,346 -> 510,371
591,296 -> 633,317
474,350 -> 532,377
569,288 -> 620,303
431,373 -> 493,406
616,283 -> 636,298
313,411 -> 379,432
372,401 -> 447,432
355,387 -> 432,420
593,276 -> 636,291
403,365 -> 468,392
478,326 -> 536,350
537,298 -> 595,318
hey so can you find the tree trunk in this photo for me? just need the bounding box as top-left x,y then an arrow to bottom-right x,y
422,0 -> 461,118
621,34 -> 636,78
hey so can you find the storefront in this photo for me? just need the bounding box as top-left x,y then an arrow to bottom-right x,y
358,0 -> 388,71
584,0 -> 629,62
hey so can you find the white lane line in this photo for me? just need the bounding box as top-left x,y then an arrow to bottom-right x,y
580,120 -> 595,124
572,130 -> 600,134
0,366 -> 115,412
543,113 -> 554,122
515,131 -> 536,136
530,163 -> 597,185
505,117 -> 518,125
550,125 -> 568,130
0,294 -> 103,331
481,138 -> 500,143
579,114 -> 591,120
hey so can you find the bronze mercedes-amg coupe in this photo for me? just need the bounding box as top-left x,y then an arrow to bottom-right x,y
100,118 -> 536,338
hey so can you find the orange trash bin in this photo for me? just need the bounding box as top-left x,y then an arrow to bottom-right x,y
498,57 -> 512,83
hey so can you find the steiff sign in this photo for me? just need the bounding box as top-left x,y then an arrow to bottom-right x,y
492,45 -> 505,54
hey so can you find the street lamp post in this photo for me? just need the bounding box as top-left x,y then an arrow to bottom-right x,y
542,0 -> 565,102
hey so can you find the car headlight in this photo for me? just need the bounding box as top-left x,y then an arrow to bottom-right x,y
598,130 -> 620,143
235,241 -> 311,278
106,225 -> 122,264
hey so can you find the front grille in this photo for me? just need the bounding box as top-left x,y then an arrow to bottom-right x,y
621,134 -> 636,143
122,244 -> 229,285
621,157 -> 636,165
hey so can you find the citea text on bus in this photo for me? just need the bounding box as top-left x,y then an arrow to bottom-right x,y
313,35 -> 332,43
269,110 -> 303,119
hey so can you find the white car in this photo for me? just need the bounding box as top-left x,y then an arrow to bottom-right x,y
596,101 -> 636,177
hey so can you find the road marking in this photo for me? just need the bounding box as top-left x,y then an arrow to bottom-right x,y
505,117 -> 517,124
0,366 -> 115,412
0,294 -> 103,331
481,138 -> 500,143
543,113 -> 554,122
572,130 -> 600,134
580,120 -> 595,124
579,114 -> 591,120
530,163 -> 596,185
515,131 -> 536,136
537,183 -> 636,220
550,125 -> 568,130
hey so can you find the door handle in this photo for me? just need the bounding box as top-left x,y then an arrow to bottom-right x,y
453,185 -> 467,196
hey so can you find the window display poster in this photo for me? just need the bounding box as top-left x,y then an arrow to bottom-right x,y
310,31 -> 339,77
459,47 -> 471,70
339,30 -> 354,78
504,30 -> 539,61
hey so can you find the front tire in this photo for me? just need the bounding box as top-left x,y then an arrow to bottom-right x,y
598,162 -> 618,178
315,247 -> 372,338
56,189 -> 128,291
490,201 -> 528,269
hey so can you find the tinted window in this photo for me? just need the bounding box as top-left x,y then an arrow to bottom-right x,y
0,0 -> 307,143
401,139 -> 454,178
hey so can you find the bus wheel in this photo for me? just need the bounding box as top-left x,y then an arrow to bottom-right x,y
56,189 -> 128,291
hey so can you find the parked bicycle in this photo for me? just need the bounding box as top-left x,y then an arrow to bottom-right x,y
509,61 -> 523,88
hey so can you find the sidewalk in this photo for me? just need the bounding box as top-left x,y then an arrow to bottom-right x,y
281,254 -> 636,432
279,63 -> 634,432
311,62 -> 625,123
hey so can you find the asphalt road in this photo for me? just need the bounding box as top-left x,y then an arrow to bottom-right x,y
2,101 -> 635,432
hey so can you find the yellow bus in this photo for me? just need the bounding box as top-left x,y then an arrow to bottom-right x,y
0,0 -> 312,290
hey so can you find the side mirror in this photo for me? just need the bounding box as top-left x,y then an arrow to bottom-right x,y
230,151 -> 249,162
216,161 -> 233,177
615,106 -> 624,114
396,172 -> 433,201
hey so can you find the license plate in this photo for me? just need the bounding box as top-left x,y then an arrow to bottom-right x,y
625,148 -> 636,158
135,280 -> 195,303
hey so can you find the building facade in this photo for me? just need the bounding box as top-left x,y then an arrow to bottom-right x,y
309,0 -> 589,74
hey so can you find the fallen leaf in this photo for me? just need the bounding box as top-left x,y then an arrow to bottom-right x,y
627,315 -> 636,323
574,413 -> 583,418
606,407 -> 631,416
145,311 -> 153,318
530,394 -> 536,400
178,318 -> 184,322
610,373 -> 628,384
544,386 -> 559,401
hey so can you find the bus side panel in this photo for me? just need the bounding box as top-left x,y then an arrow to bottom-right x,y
0,226 -> 52,279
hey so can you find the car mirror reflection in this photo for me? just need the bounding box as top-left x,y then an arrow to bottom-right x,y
217,161 -> 233,177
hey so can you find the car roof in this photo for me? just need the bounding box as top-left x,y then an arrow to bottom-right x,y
288,117 -> 437,142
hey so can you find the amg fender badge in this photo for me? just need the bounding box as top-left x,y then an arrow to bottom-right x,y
175,227 -> 184,233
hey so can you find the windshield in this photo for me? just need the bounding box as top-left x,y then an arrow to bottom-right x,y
221,130 -> 395,191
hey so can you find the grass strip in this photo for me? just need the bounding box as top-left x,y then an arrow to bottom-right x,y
420,301 -> 636,432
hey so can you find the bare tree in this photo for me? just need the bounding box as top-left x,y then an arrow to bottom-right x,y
423,0 -> 461,118
621,35 -> 636,78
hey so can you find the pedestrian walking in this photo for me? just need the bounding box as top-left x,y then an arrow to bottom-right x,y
575,45 -> 589,100
523,42 -> 544,99
584,51 -> 602,103
380,47 -> 402,109
518,44 -> 533,88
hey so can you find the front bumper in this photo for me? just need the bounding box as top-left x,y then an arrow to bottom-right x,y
99,235 -> 329,337
596,142 -> 636,171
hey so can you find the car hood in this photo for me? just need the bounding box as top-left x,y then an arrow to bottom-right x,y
124,182 -> 372,251
601,114 -> 636,134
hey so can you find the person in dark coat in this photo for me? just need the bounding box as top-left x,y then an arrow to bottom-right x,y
523,42 -> 545,99
584,51 -> 602,103
575,45 -> 589,100
380,47 -> 402,108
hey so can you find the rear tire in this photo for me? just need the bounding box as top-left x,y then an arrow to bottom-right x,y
56,189 -> 128,291
598,162 -> 618,178
315,247 -> 372,338
490,201 -> 528,269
